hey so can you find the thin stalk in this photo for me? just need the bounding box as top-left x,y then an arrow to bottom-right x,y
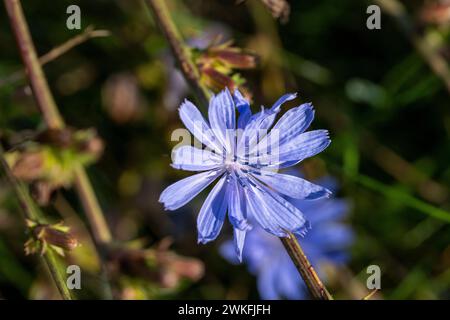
145,0 -> 333,300
0,26 -> 110,88
0,148 -> 73,300
4,0 -> 113,299
3,0 -> 112,246
281,232 -> 333,300
144,0 -> 211,105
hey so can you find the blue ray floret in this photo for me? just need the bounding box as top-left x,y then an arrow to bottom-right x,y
159,88 -> 331,260
220,174 -> 354,299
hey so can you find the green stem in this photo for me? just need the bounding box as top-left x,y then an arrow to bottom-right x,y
0,148 -> 73,300
145,0 -> 333,300
43,250 -> 73,300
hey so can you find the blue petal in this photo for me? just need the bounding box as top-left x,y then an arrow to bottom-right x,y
251,130 -> 331,168
307,224 -> 354,251
233,228 -> 247,262
219,239 -> 240,265
179,100 -> 223,153
244,177 -> 308,237
208,88 -> 236,153
171,145 -> 222,171
237,93 -> 297,155
227,175 -> 252,230
313,175 -> 339,193
159,169 -> 223,210
197,175 -> 229,244
237,111 -> 277,156
278,258 -> 305,299
302,199 -> 351,224
257,264 -> 281,300
270,92 -> 297,113
233,90 -> 252,129
255,172 -> 331,200
278,130 -> 331,162
252,103 -> 315,155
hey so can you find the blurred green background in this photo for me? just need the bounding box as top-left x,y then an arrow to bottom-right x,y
0,0 -> 449,299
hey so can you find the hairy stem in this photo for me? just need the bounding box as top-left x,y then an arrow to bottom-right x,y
3,0 -> 112,246
144,0 -> 211,105
281,232 -> 333,300
145,0 -> 333,300
0,147 -> 73,300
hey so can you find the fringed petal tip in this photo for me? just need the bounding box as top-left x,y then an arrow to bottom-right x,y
158,198 -> 177,211
236,252 -> 243,263
197,234 -> 211,245
234,240 -> 245,263
271,92 -> 298,112
290,92 -> 298,99
305,187 -> 333,200
293,220 -> 311,238
178,98 -> 192,112
160,203 -> 173,212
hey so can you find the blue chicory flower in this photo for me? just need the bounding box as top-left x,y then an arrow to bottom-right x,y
220,174 -> 354,299
159,88 -> 331,260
